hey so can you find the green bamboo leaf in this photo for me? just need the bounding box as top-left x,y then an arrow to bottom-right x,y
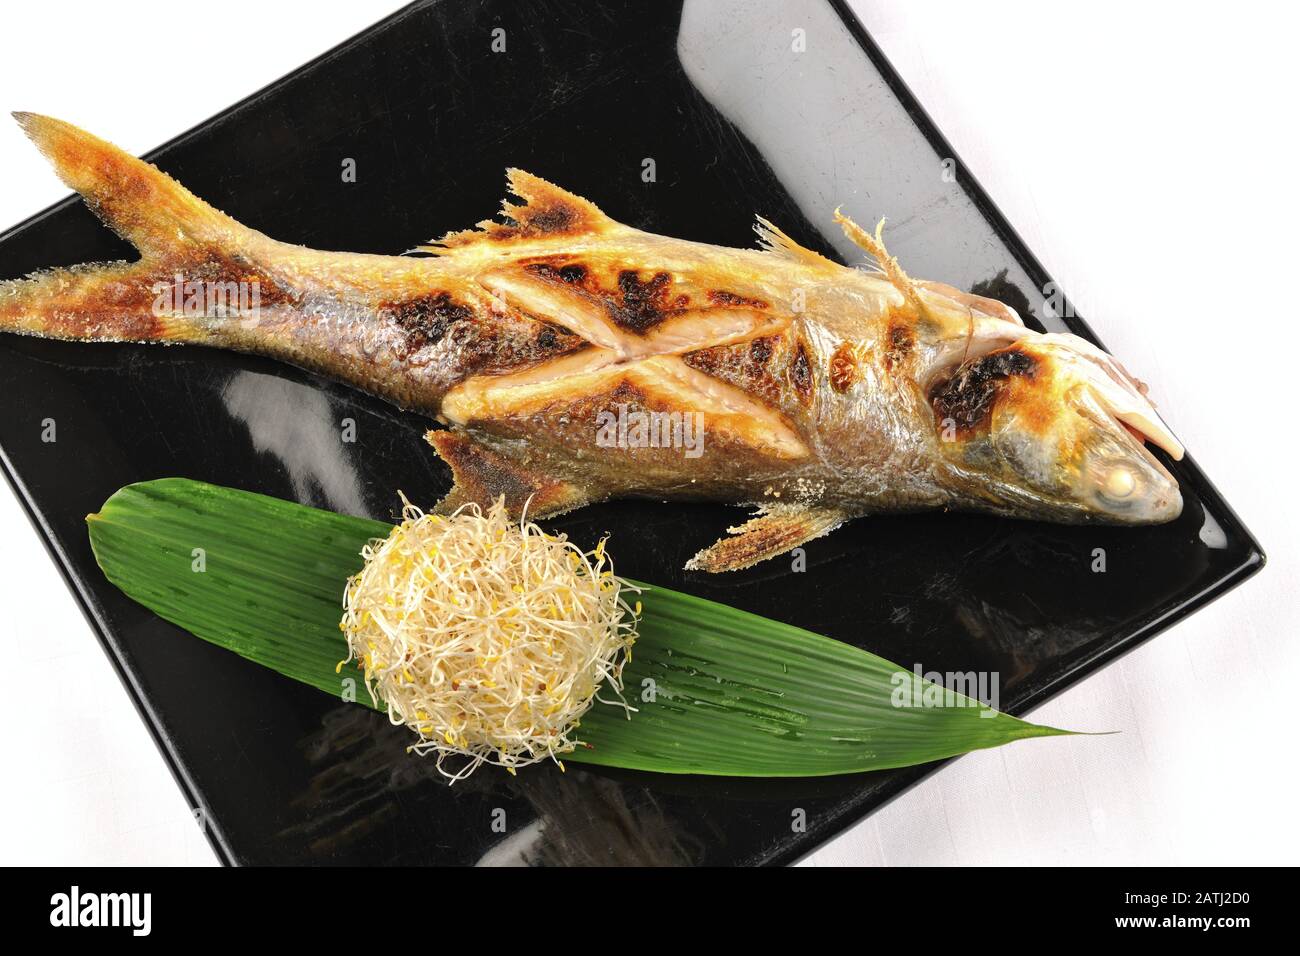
86,478 -> 1073,776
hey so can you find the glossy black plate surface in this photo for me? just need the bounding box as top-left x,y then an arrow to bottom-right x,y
0,0 -> 1263,866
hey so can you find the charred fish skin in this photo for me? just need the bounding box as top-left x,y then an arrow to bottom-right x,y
0,114 -> 1184,572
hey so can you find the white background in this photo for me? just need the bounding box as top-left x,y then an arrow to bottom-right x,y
0,0 -> 1294,866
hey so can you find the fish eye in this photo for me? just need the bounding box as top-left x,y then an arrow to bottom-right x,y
1102,468 -> 1133,502
1102,466 -> 1136,500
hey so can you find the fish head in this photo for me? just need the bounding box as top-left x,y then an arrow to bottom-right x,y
929,332 -> 1184,523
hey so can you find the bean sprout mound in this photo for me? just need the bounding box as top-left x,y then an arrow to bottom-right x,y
340,496 -> 639,781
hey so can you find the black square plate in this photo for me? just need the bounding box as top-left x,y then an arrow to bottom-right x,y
0,0 -> 1263,866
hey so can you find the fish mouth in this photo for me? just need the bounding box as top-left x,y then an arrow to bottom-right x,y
975,332 -> 1184,524
923,325 -> 1184,463
1053,338 -> 1183,523
1039,333 -> 1184,461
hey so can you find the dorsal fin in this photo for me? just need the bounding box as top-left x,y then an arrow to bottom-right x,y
420,168 -> 616,253
753,216 -> 838,268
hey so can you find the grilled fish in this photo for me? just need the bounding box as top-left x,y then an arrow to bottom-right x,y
0,114 -> 1183,571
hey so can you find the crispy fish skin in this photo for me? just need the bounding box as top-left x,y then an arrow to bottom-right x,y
0,114 -> 1184,572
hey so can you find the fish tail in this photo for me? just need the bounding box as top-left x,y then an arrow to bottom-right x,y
1,113 -> 271,344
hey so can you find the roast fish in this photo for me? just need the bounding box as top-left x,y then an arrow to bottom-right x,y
0,114 -> 1183,571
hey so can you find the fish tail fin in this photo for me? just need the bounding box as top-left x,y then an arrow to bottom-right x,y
12,112 -> 255,259
2,113 -> 271,344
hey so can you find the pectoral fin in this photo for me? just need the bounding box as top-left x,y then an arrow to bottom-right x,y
685,503 -> 849,573
425,429 -> 590,519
